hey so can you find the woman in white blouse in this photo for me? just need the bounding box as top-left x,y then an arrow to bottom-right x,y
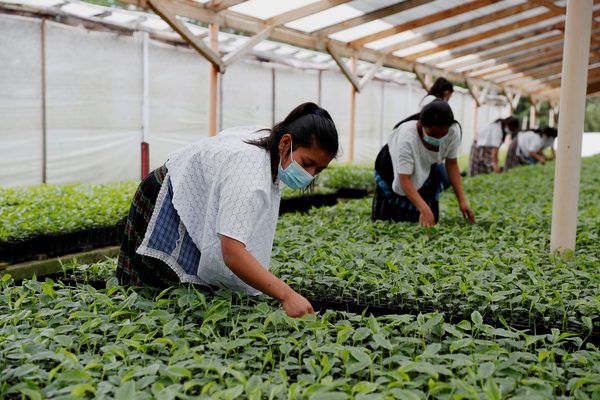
372,100 -> 475,227
117,102 -> 338,318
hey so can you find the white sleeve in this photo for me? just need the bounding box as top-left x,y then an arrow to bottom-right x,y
444,124 -> 461,159
524,135 -> 542,153
491,125 -> 504,148
216,154 -> 270,245
394,141 -> 415,176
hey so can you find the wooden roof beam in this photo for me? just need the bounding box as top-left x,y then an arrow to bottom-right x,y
206,0 -> 247,12
470,50 -> 565,79
431,22 -> 564,66
264,0 -> 352,27
313,0 -> 435,38
380,2 -> 549,55
349,0 -> 502,47
404,10 -> 564,61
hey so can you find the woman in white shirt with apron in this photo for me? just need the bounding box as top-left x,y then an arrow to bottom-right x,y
468,117 -> 519,176
116,102 -> 338,317
505,127 -> 557,170
372,100 -> 475,227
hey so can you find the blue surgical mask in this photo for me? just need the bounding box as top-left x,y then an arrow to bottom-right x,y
278,140 -> 314,189
423,132 -> 448,147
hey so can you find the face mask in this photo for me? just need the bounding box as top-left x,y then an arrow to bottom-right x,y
423,131 -> 448,147
278,140 -> 314,190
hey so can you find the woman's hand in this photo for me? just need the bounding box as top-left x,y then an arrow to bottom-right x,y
419,206 -> 436,228
459,200 -> 475,223
281,290 -> 314,317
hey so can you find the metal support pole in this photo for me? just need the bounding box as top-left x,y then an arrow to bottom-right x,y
208,23 -> 219,137
549,107 -> 555,128
550,0 -> 593,254
141,32 -> 150,179
348,54 -> 357,162
41,19 -> 47,184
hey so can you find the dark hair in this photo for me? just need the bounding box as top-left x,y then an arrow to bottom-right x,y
394,99 -> 459,132
542,127 -> 558,137
428,77 -> 453,99
246,102 -> 339,182
502,116 -> 520,131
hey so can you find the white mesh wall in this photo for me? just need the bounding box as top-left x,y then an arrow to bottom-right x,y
221,61 -> 273,129
147,40 -> 209,169
273,66 -> 319,123
0,15 -> 42,187
45,22 -> 142,184
1,14 -> 512,188
354,80 -> 383,162
320,70 -> 350,162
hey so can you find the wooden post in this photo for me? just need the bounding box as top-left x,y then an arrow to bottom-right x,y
548,106 -> 555,127
348,54 -> 357,162
41,19 -> 47,184
550,0 -> 593,254
208,23 -> 219,137
529,102 -> 537,128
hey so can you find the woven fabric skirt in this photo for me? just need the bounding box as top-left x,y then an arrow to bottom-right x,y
468,144 -> 496,177
504,138 -> 520,171
116,165 -> 181,288
371,165 -> 441,223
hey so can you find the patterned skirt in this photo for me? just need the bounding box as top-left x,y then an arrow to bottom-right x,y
504,138 -> 520,171
468,143 -> 496,177
371,165 -> 441,223
116,165 -> 181,288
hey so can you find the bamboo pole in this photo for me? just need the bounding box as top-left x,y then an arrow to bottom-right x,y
550,0 -> 593,254
208,23 -> 219,137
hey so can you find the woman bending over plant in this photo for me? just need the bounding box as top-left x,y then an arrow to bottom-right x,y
372,100 -> 475,228
117,102 -> 339,318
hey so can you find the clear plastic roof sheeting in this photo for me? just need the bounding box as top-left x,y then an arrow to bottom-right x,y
2,0 -> 599,100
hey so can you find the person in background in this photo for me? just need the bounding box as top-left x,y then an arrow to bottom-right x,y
418,77 -> 455,189
505,127 -> 558,170
468,116 -> 520,176
372,100 -> 475,228
419,77 -> 454,108
116,102 -> 338,318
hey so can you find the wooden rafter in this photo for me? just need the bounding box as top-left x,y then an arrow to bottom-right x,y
503,55 -> 600,85
206,0 -> 246,12
380,2 -> 548,55
432,22 -> 564,66
472,52 -> 566,80
586,78 -> 600,95
326,44 -> 385,92
466,46 -> 564,77
458,36 -> 564,73
147,0 -> 225,71
433,8 -> 600,69
349,0 -> 502,47
265,0 -> 351,27
404,10 -> 563,61
313,0 -> 435,38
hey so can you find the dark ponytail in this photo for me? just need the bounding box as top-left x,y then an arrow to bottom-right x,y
246,102 -> 339,181
393,99 -> 462,139
427,77 -> 453,99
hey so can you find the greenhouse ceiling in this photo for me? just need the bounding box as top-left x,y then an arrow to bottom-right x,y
118,0 -> 600,102
2,0 -> 600,102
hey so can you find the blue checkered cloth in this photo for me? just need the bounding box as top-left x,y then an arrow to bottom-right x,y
138,178 -> 203,283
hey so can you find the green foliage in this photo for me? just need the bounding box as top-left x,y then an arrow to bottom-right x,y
317,163 -> 374,191
584,97 -> 600,132
272,155 -> 600,335
1,277 -> 599,399
0,182 -> 137,241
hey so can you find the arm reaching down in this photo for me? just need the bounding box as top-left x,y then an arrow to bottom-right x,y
220,235 -> 314,318
399,174 -> 436,228
446,158 -> 475,224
